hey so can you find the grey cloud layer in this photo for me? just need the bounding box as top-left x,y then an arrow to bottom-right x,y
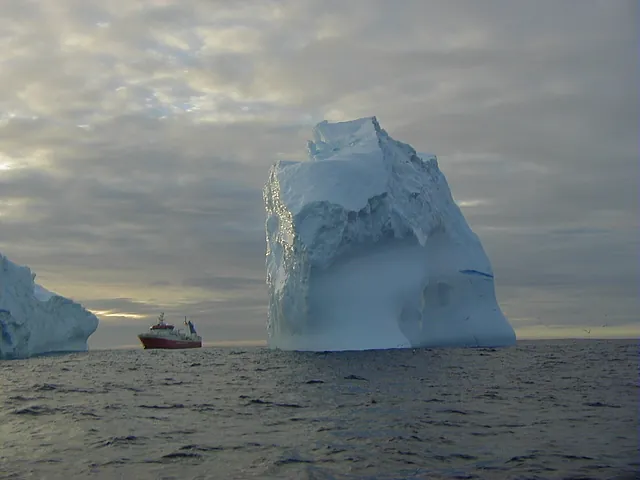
0,0 -> 636,346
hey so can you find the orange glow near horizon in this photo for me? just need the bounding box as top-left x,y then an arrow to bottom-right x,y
91,310 -> 147,319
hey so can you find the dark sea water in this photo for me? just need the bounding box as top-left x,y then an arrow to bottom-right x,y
0,340 -> 637,480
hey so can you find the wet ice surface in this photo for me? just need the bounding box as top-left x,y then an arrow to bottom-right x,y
0,340 -> 637,480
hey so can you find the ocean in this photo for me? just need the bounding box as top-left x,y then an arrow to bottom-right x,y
0,340 -> 637,480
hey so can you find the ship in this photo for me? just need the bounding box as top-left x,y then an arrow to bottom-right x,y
137,313 -> 202,349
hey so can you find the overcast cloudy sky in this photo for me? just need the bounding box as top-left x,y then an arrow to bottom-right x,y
0,0 -> 637,348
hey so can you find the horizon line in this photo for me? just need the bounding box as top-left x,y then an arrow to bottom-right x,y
90,335 -> 638,352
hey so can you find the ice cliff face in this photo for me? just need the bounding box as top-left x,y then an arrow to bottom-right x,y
263,116 -> 516,351
0,253 -> 99,359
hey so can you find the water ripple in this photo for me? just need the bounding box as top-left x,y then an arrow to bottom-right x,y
0,339 -> 637,479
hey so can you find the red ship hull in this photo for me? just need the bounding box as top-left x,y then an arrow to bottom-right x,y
138,335 -> 202,349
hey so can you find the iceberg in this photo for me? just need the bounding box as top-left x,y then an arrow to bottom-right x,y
0,252 -> 99,359
263,116 -> 516,351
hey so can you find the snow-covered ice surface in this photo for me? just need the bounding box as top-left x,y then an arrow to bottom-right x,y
0,252 -> 99,359
264,117 -> 516,351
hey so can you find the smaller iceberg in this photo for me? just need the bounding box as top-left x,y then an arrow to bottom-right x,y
0,252 -> 99,359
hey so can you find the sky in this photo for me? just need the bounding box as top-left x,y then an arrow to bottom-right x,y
0,0 -> 637,349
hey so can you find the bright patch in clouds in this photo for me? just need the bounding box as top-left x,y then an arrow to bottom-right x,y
458,199 -> 489,208
92,310 -> 147,320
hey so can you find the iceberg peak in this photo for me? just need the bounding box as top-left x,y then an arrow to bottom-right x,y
307,116 -> 382,161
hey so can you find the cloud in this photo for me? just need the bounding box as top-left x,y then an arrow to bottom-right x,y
0,0 -> 636,347
183,276 -> 264,291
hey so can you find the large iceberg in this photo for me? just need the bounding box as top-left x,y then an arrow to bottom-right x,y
263,116 -> 516,351
0,252 -> 99,359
